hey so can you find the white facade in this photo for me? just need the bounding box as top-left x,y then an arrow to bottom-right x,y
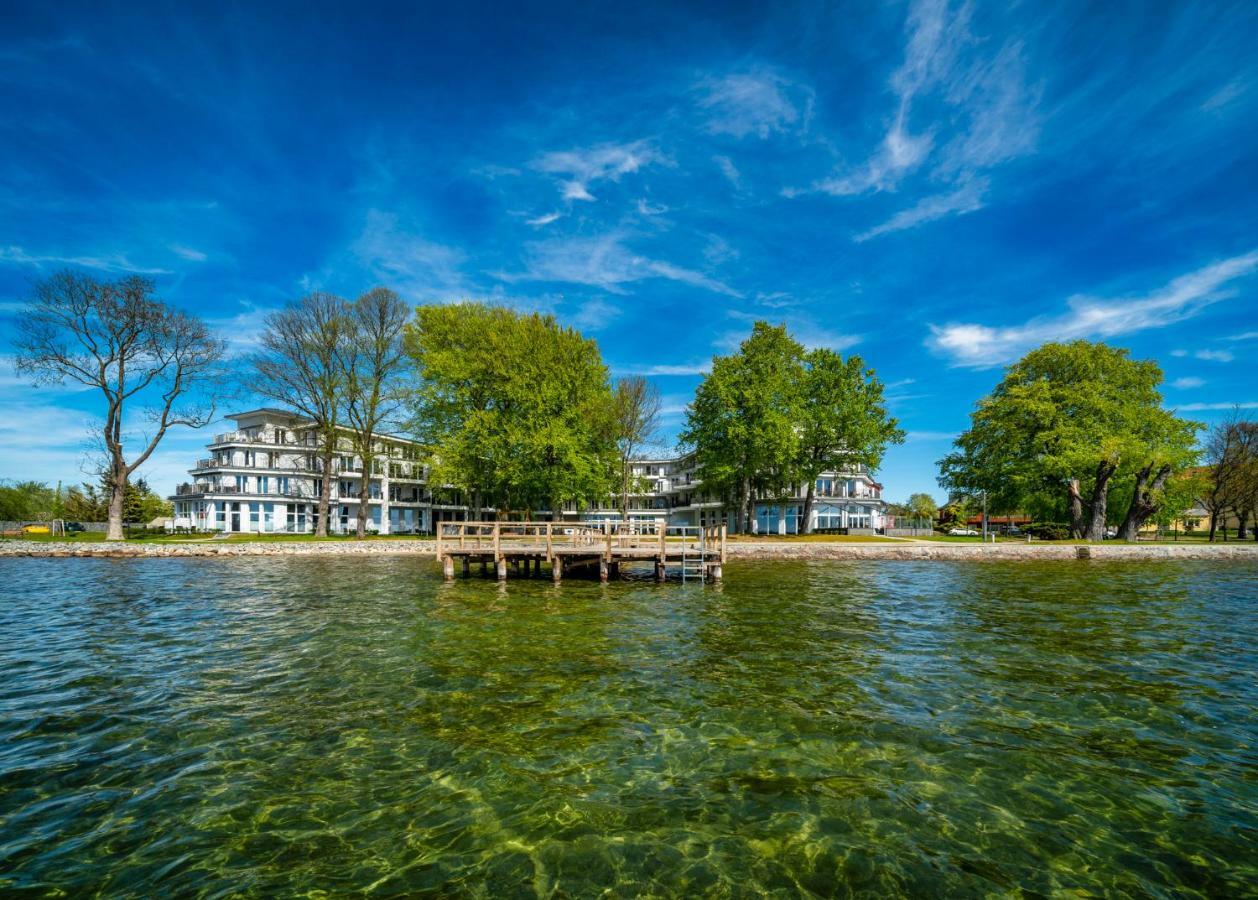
172,410 -> 889,534
170,409 -> 431,535
562,453 -> 889,534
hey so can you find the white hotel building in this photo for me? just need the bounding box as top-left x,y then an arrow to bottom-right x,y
171,409 -> 888,534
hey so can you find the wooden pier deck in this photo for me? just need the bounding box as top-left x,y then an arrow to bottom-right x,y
435,521 -> 727,582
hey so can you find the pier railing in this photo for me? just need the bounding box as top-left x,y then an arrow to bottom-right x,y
435,520 -> 726,562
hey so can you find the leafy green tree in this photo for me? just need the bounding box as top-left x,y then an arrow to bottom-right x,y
405,303 -> 617,519
63,482 -> 107,521
794,348 -> 903,532
939,341 -> 1200,540
0,481 -> 56,521
681,323 -> 804,534
905,492 -> 939,521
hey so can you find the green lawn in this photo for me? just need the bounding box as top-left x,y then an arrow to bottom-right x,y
726,533 -> 902,543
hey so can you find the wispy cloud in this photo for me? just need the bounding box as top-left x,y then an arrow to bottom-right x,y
1171,376 -> 1205,389
525,211 -> 561,227
854,178 -> 987,241
534,140 -> 662,202
350,209 -> 466,297
1177,401 -> 1258,411
1229,331 -> 1258,340
612,362 -> 711,377
169,244 -> 208,261
1195,349 -> 1234,362
0,245 -> 171,275
695,67 -> 812,139
905,430 -> 956,441
504,232 -> 742,297
789,0 -> 1037,238
1201,79 -> 1248,112
927,250 -> 1258,367
713,155 -> 741,187
569,297 -> 621,332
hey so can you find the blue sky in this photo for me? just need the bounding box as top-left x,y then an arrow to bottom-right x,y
2,0 -> 1256,501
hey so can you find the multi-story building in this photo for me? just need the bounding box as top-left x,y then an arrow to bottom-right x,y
170,409 -> 434,535
562,453 -> 887,533
171,409 -> 887,534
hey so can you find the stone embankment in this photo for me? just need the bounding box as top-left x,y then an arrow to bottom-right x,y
1,539 -> 1256,561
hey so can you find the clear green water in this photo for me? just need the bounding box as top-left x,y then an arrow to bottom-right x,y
0,558 -> 1254,897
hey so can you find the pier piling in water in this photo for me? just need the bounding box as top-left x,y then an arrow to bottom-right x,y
436,521 -> 726,584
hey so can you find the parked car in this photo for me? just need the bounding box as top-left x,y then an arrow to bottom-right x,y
21,524 -> 50,534
1003,525 -> 1022,536
64,521 -> 86,533
947,527 -> 979,536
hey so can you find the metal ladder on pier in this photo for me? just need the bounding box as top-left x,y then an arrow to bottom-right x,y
680,528 -> 706,583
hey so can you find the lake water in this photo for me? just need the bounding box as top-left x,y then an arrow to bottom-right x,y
0,557 -> 1254,896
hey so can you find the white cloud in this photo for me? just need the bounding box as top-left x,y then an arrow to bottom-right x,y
1177,401 -> 1258,411
695,68 -> 812,139
905,430 -> 956,441
612,362 -> 711,377
169,244 -> 208,262
714,155 -> 741,187
1229,331 -> 1258,340
790,0 -> 1037,238
505,232 -> 742,297
854,178 -> 987,241
1195,349 -> 1234,362
1201,79 -> 1247,112
534,140 -> 662,203
526,212 -> 561,227
927,250 -> 1258,367
636,199 -> 668,216
1171,376 -> 1205,389
1170,349 -> 1189,357
569,298 -> 621,333
350,209 -> 466,298
0,245 -> 171,275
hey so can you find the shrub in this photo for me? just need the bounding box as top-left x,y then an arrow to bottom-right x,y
1026,522 -> 1070,540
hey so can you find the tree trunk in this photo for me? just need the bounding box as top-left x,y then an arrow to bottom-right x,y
1118,463 -> 1171,542
1238,509 -> 1250,541
106,464 -> 127,541
1208,508 -> 1219,542
1067,478 -> 1085,539
802,480 -> 816,534
740,476 -> 753,535
356,450 -> 370,539
315,442 -> 333,537
1083,462 -> 1115,541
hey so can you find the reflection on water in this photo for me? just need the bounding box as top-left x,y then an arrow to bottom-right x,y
0,557 -> 1254,896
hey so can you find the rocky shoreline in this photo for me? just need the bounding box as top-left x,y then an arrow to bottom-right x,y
2,538 -> 1256,561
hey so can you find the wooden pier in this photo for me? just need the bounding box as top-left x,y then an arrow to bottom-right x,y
435,521 -> 727,583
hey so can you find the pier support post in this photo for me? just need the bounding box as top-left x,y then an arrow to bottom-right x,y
462,557 -> 470,577
496,557 -> 508,580
656,558 -> 666,582
533,557 -> 542,577
609,561 -> 620,580
480,558 -> 488,576
711,564 -> 723,582
442,555 -> 454,581
552,556 -> 563,582
599,558 -> 609,582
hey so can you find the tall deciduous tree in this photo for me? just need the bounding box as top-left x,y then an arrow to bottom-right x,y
14,272 -> 224,540
681,323 -> 804,534
612,376 -> 662,522
794,349 -> 904,533
339,288 -> 410,538
938,341 -> 1199,541
1202,415 -> 1258,541
405,303 -> 617,519
251,292 -> 349,536
906,492 -> 939,521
